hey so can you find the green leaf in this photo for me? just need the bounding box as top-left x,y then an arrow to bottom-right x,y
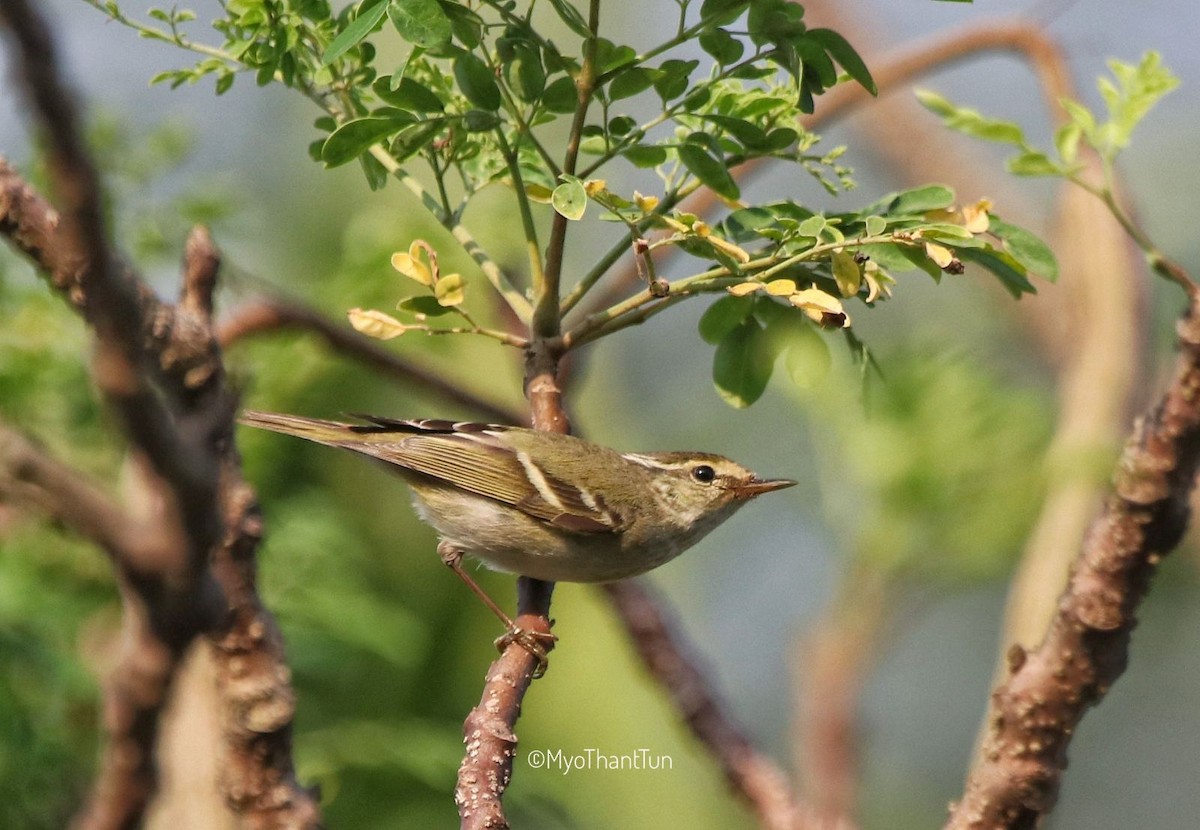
545,0 -> 592,37
322,116 -> 410,167
442,2 -> 483,47
699,28 -> 744,65
956,246 -> 1036,298
776,318 -> 831,388
359,150 -> 390,191
859,242 -> 922,272
761,128 -> 797,152
608,115 -> 636,136
1098,51 -> 1179,150
797,214 -> 826,237
1060,98 -> 1097,143
622,144 -> 668,168
794,38 -> 838,89
541,76 -> 578,112
322,0 -> 388,65
700,0 -> 750,25
914,89 -> 1025,144
831,250 -> 861,296
713,318 -> 773,408
678,142 -> 740,200
808,28 -> 876,94
389,119 -> 446,162
747,0 -> 805,47
387,0 -> 451,49
887,184 -> 955,215
653,59 -> 697,101
507,44 -> 546,102
699,294 -> 755,344
1006,151 -> 1062,177
724,206 -> 779,241
988,217 -> 1058,280
609,67 -> 656,101
702,114 -> 767,149
398,295 -> 455,317
551,178 -> 587,220
454,52 -> 501,110
1053,122 -> 1082,165
864,215 -> 886,236
373,76 -> 445,112
463,109 -> 500,131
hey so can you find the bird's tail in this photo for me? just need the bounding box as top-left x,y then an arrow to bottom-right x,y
239,410 -> 357,447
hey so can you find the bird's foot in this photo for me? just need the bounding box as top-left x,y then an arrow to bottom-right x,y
495,626 -> 558,679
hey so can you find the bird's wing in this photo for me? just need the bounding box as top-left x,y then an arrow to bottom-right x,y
339,421 -> 624,534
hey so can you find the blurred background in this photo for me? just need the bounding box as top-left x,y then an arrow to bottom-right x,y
2,0 -> 1199,828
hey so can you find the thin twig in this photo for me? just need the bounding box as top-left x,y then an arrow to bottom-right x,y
534,0 -> 600,340
946,281 -> 1200,828
217,296 -> 524,424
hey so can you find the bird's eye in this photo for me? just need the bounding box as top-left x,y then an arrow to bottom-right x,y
691,464 -> 716,483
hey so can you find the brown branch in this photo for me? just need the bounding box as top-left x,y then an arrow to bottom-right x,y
0,425 -> 194,830
602,580 -> 813,830
217,296 -> 523,424
0,6 -> 318,821
0,4 -> 229,826
455,341 -> 563,830
945,284 -> 1200,828
792,570 -> 888,828
0,423 -> 147,565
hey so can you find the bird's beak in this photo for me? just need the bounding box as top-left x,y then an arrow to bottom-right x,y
733,477 -> 797,499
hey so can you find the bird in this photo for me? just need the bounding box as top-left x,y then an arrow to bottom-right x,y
239,411 -> 795,669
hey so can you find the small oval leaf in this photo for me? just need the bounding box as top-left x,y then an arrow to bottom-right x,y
455,51 -> 501,110
713,318 -> 773,408
323,0 -> 388,65
348,308 -> 408,339
322,116 -> 408,167
698,294 -> 754,344
388,0 -> 451,48
551,179 -> 588,220
677,142 -> 740,200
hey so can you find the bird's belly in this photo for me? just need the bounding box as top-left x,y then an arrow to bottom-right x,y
411,489 -> 685,583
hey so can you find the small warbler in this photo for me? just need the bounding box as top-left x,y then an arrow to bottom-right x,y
240,411 -> 795,666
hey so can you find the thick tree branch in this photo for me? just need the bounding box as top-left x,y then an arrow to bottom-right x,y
0,4 -> 318,821
217,296 -> 523,424
945,286 -> 1200,829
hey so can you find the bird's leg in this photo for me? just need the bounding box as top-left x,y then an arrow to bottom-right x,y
437,541 -> 557,677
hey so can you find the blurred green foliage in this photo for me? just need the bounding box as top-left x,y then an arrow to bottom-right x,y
6,6 -> 1190,830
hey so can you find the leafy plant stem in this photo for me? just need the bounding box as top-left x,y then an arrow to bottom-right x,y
558,181 -> 697,316
560,233 -> 899,349
401,322 -> 529,347
495,129 -> 546,297
428,151 -> 455,219
534,0 -> 600,339
368,146 -> 534,323
593,19 -> 708,86
1071,170 -> 1196,295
